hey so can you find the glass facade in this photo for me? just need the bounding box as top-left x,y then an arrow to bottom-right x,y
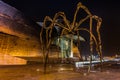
53,36 -> 74,58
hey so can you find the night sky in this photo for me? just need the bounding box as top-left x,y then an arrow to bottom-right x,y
2,0 -> 120,56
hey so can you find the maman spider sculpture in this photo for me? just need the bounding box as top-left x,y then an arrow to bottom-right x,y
40,2 -> 103,73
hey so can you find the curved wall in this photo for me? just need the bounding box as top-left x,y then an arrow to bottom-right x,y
0,1 -> 42,57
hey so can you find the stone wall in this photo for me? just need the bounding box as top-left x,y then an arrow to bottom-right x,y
0,32 -> 41,57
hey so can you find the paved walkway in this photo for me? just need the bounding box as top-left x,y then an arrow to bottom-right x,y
0,64 -> 119,80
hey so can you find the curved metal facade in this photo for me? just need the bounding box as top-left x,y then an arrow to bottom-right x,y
0,1 -> 41,57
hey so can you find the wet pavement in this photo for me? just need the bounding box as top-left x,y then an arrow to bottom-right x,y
0,63 -> 120,80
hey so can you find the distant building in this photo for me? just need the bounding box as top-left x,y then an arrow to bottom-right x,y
37,22 -> 85,59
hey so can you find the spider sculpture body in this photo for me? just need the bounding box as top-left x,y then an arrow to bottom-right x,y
40,2 -> 103,73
